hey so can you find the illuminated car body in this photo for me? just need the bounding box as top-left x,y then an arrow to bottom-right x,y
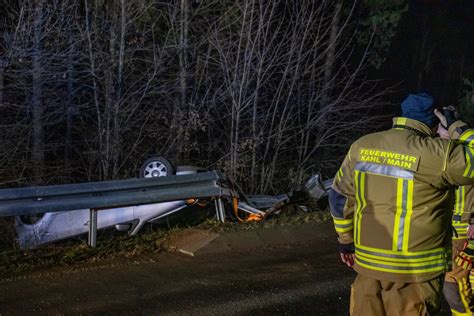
15,201 -> 189,249
15,166 -> 202,249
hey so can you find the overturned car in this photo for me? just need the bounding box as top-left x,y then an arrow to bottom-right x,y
11,157 -> 331,249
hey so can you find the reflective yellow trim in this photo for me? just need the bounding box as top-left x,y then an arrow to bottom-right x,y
459,130 -> 474,144
333,217 -> 353,225
394,117 -> 407,125
455,186 -> 465,216
452,226 -> 468,239
333,217 -> 354,233
354,171 -> 366,244
452,227 -> 468,233
355,250 -> 445,263
393,178 -> 404,251
335,174 -> 340,182
402,179 -> 414,251
335,226 -> 353,233
359,172 -> 366,222
357,252 -> 445,267
451,309 -> 471,316
356,243 -> 445,256
355,242 -> 447,274
334,167 -> 344,183
354,172 -> 366,244
458,277 -> 471,315
355,257 -> 446,274
354,170 -> 361,244
334,223 -> 354,233
463,147 -> 474,177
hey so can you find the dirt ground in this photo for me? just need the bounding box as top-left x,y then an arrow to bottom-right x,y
0,221 -> 451,315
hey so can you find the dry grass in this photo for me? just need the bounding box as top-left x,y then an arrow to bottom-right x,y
0,203 -> 331,277
0,228 -> 177,277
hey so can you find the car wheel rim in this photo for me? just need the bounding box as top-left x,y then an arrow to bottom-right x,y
144,161 -> 168,178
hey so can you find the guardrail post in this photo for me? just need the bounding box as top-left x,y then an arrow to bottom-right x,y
219,198 -> 226,223
214,198 -> 225,223
214,199 -> 219,222
88,208 -> 97,247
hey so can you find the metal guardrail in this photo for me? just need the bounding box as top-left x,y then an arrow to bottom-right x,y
0,171 -> 231,217
0,171 -> 233,247
1,171 -> 332,248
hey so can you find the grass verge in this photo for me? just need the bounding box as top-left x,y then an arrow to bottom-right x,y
0,205 -> 331,277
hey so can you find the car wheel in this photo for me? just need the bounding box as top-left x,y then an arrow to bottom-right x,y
139,157 -> 174,178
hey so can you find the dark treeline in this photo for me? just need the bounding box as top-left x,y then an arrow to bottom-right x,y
385,0 -> 474,109
0,0 -> 440,194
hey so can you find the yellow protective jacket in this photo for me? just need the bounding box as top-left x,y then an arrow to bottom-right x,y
331,117 -> 474,283
452,186 -> 474,240
451,127 -> 474,240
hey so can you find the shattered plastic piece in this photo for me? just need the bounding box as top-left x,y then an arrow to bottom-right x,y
304,174 -> 332,200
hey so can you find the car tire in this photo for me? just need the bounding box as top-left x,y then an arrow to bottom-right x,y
139,157 -> 174,178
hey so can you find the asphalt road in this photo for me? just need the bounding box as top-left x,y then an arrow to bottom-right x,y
0,222 -> 451,315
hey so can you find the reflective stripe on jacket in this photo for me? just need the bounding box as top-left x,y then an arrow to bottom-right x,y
452,128 -> 474,240
331,118 -> 474,283
452,186 -> 474,240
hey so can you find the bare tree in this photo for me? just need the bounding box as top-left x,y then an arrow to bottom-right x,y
31,0 -> 44,183
0,0 -> 394,195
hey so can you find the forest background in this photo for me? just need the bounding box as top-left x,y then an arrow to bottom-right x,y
0,0 -> 472,195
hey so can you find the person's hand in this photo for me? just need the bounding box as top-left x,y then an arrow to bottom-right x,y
340,252 -> 355,268
434,109 -> 450,140
468,224 -> 474,239
338,243 -> 355,268
436,124 -> 450,140
434,108 -> 447,127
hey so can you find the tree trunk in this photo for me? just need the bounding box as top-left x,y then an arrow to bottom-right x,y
179,0 -> 189,110
84,0 -> 104,179
321,0 -> 342,107
0,58 -> 4,107
65,29 -> 76,175
176,0 -> 189,162
112,0 -> 126,177
32,0 -> 44,184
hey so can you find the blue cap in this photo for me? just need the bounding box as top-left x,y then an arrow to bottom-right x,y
401,93 -> 437,127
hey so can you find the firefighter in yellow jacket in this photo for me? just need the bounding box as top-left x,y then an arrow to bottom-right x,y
439,114 -> 474,258
442,185 -> 474,316
443,238 -> 474,315
442,119 -> 474,315
329,93 -> 474,315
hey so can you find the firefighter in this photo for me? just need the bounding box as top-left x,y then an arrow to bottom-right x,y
443,153 -> 474,315
437,109 -> 474,261
329,92 -> 474,315
442,187 -> 474,316
431,108 -> 474,316
444,185 -> 474,316
444,238 -> 474,315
